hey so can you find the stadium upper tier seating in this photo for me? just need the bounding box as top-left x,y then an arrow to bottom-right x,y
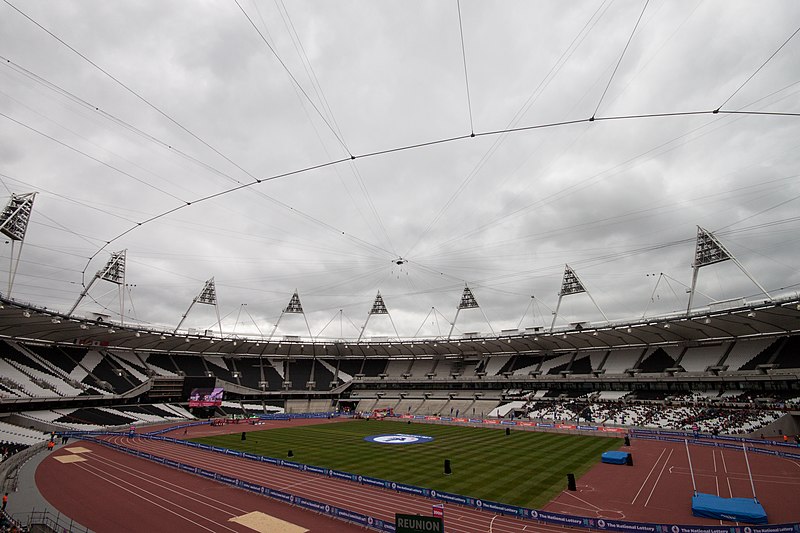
1,335 -> 799,400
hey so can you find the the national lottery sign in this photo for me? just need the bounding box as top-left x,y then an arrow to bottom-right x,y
364,434 -> 435,444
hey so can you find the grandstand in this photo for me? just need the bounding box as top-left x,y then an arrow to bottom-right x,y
1,291 -> 798,441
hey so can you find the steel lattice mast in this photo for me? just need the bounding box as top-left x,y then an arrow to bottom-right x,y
686,226 -> 772,313
357,291 -> 400,342
268,290 -> 314,340
174,277 -> 223,336
549,264 -> 608,332
448,285 -> 494,339
68,250 -> 127,324
0,192 -> 36,297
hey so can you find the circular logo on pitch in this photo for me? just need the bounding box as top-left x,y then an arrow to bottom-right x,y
364,434 -> 435,445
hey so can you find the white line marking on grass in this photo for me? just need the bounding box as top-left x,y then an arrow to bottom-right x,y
631,447 -> 667,505
644,448 -> 674,508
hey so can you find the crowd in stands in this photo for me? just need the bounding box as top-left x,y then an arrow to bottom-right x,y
518,392 -> 792,435
0,441 -> 29,463
0,513 -> 27,533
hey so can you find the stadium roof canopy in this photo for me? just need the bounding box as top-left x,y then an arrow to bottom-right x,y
1,294 -> 798,358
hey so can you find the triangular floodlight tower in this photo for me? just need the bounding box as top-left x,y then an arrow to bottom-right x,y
357,291 -> 400,342
0,192 -> 36,297
549,264 -> 609,332
68,249 -> 127,324
686,226 -> 772,314
448,285 -> 495,339
174,277 -> 223,336
268,290 -> 314,341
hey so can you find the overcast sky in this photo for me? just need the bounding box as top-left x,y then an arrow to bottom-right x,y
1,0 -> 799,340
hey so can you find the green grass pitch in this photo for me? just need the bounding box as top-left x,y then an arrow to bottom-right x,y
193,419 -> 621,508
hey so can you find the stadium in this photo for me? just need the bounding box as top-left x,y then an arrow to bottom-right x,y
1,1 -> 799,532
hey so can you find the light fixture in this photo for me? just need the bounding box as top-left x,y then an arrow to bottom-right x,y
704,318 -> 711,324
159,335 -> 166,340
592,332 -> 598,336
135,332 -> 141,337
664,324 -> 670,329
80,324 -> 88,329
22,311 -> 31,318
626,327 -> 632,333
51,318 -> 61,324
109,328 -> 115,333
747,311 -> 756,318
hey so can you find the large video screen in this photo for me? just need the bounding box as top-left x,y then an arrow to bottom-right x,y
188,387 -> 223,407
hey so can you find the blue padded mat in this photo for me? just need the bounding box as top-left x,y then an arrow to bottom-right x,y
601,451 -> 629,464
691,493 -> 767,524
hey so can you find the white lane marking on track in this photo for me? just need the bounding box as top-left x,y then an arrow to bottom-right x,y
489,515 -> 498,533
713,449 -> 717,473
563,490 -> 601,510
631,447 -> 667,505
644,448 -> 674,508
552,500 -> 600,512
88,452 -> 248,515
74,462 -> 238,533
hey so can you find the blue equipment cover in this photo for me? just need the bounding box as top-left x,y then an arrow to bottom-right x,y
691,493 -> 767,524
601,451 -> 629,465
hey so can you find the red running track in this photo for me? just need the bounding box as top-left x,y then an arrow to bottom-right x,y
544,438 -> 800,525
36,439 -> 363,533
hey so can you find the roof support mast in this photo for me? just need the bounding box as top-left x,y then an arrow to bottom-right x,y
0,192 -> 36,298
174,277 -> 223,336
358,291 -> 400,342
550,264 -> 608,332
448,285 -> 494,339
68,250 -> 127,325
686,226 -> 772,314
269,290 -> 314,341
